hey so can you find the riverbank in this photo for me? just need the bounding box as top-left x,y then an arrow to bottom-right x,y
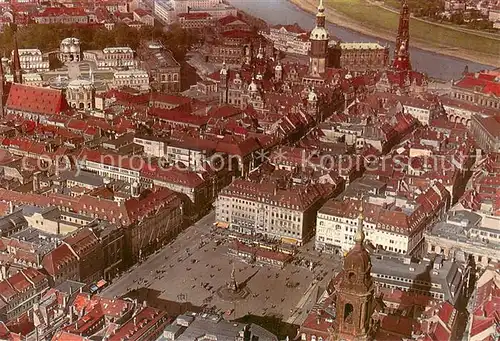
290,0 -> 500,68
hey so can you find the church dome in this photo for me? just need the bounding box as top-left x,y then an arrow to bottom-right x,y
68,79 -> 93,90
310,26 -> 329,40
343,243 -> 371,275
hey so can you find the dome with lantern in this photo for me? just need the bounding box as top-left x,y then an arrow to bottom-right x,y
60,38 -> 80,53
310,26 -> 329,41
67,78 -> 93,91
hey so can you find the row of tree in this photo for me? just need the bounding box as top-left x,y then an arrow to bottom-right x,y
0,23 -> 200,61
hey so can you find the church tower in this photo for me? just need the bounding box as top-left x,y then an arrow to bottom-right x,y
219,61 -> 229,104
0,59 -> 5,117
12,31 -> 22,84
309,0 -> 329,76
393,0 -> 411,71
332,200 -> 375,341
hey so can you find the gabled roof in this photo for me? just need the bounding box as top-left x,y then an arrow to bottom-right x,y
271,23 -> 306,34
6,84 -> 67,116
42,244 -> 78,277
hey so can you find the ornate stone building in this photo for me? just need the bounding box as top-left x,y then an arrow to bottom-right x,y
309,0 -> 329,76
66,78 -> 95,110
392,0 -> 411,72
60,37 -> 81,63
139,42 -> 181,92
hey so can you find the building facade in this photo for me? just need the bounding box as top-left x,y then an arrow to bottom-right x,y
215,179 -> 326,246
112,69 -> 150,91
451,70 -> 500,110
316,184 -> 449,256
66,79 -> 95,110
0,268 -> 49,323
339,43 -> 389,73
139,43 -> 181,92
469,113 -> 500,153
13,49 -> 49,72
425,210 -> 500,268
83,47 -> 136,70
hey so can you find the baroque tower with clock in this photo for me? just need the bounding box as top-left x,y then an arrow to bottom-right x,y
309,0 -> 329,76
331,201 -> 375,341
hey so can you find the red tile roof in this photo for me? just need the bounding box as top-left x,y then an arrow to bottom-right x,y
218,15 -> 246,26
35,7 -> 87,17
178,12 -> 212,19
108,307 -> 169,341
133,8 -> 151,17
455,72 -> 500,96
6,84 -> 68,116
42,244 -> 78,277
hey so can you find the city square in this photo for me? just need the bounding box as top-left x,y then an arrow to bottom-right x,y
101,212 -> 343,325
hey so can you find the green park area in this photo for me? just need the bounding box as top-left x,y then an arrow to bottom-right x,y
324,0 -> 500,58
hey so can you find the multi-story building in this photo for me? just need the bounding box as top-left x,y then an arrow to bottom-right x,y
178,12 -> 214,29
133,135 -> 169,158
33,7 -> 89,24
215,179 -> 328,245
397,95 -> 441,126
367,253 -> 471,305
42,243 -> 80,287
0,268 -> 49,322
425,210 -> 500,268
467,265 -> 500,341
188,4 -> 237,19
83,47 -> 136,70
112,69 -> 150,91
47,186 -> 184,265
139,42 -> 181,92
315,183 -> 449,255
133,8 -> 155,26
451,70 -> 500,110
154,0 -> 176,24
160,312 -> 278,340
339,42 -> 389,72
4,73 -> 43,87
261,23 -> 310,55
440,96 -> 499,127
173,0 -> 220,13
3,226 -> 61,268
469,113 -> 500,153
62,227 -> 103,284
12,49 -> 49,72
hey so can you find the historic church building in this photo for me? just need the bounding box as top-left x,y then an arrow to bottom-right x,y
328,207 -> 377,341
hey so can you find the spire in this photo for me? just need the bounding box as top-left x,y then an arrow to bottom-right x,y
12,31 -> 22,84
355,198 -> 365,244
393,0 -> 411,71
318,0 -> 325,14
0,59 -> 5,117
316,0 -> 326,24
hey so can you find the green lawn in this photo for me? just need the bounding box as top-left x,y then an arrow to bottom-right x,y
325,0 -> 500,57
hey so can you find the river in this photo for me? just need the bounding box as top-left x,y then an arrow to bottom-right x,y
228,0 -> 494,80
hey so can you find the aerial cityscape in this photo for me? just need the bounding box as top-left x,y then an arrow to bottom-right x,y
0,0 -> 498,340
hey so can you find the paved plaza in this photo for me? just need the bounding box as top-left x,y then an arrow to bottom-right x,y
102,212 -> 342,324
